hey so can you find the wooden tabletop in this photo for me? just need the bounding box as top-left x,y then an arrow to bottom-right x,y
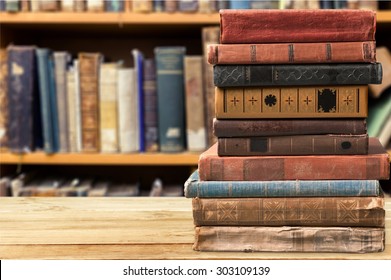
0,197 -> 390,260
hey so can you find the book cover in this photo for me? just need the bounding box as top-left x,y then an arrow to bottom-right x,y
184,170 -> 381,198
155,46 -> 186,152
8,45 -> 43,153
99,62 -> 120,153
369,47 -> 391,98
213,118 -> 368,137
219,9 -> 376,44
192,196 -> 385,227
214,63 -> 382,87
36,48 -> 59,154
215,86 -> 368,119
207,41 -> 376,65
184,55 -> 207,152
193,226 -> 385,253
143,58 -> 159,152
78,52 -> 102,153
217,134 -> 369,156
198,137 -> 390,181
132,49 -> 144,152
0,49 -> 8,150
54,51 -> 71,153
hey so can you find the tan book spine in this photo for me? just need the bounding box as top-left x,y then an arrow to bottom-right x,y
192,196 -> 385,227
78,52 -> 102,153
0,49 -> 8,151
86,0 -> 104,11
66,66 -> 77,153
215,85 -> 368,119
132,0 -> 153,12
193,226 -> 385,253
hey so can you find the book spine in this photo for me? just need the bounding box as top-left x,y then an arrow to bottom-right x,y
143,59 -> 159,152
178,0 -> 198,11
217,134 -> 369,156
155,46 -> 186,152
213,118 -> 368,137
105,0 -> 124,11
184,171 -> 381,198
38,0 -> 59,11
5,0 -> 20,11
193,226 -> 385,253
61,0 -> 75,11
207,41 -> 377,65
132,0 -> 153,12
0,49 -> 8,150
78,52 -> 101,153
87,0 -> 104,11
66,65 -> 77,153
220,9 -> 376,44
73,60 -> 82,152
164,0 -> 177,12
214,63 -> 382,87
184,55 -> 207,152
132,49 -> 144,152
192,196 -> 385,227
229,0 -> 250,9
215,86 -> 368,119
99,63 -> 119,153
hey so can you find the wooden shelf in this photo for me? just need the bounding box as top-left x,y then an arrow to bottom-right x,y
0,152 -> 200,166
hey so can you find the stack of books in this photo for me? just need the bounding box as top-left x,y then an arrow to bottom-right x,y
185,9 -> 390,253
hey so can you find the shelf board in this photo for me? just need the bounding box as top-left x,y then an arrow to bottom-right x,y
0,152 -> 200,166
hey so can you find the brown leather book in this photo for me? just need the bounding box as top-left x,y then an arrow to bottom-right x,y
217,134 -> 369,156
79,52 -> 102,153
215,86 -> 368,119
192,196 -> 385,227
193,226 -> 385,253
208,42 -> 376,64
213,118 -> 368,137
198,137 -> 390,181
220,9 -> 376,44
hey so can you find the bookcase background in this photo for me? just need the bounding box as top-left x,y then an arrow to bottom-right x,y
1,8 -> 391,196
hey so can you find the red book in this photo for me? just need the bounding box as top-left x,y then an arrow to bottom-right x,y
198,137 -> 390,181
220,9 -> 376,44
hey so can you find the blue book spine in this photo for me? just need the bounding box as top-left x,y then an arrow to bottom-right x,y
184,170 -> 381,198
153,0 -> 165,11
48,56 -> 60,153
105,0 -> 124,12
229,0 -> 251,9
155,46 -> 186,152
132,49 -> 145,152
0,0 -> 6,11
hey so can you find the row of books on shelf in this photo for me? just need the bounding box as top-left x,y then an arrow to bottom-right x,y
0,171 -> 184,196
1,0 -> 390,13
0,44 -> 209,154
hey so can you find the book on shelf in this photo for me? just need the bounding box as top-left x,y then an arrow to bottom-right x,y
54,51 -> 71,153
369,46 -> 391,98
207,41 -> 377,65
99,62 -> 121,153
132,0 -> 153,12
215,85 -> 368,119
178,0 -> 198,12
219,9 -> 376,44
86,0 -> 104,11
250,0 -> 279,9
164,0 -> 178,12
132,49 -> 144,152
153,0 -> 165,12
78,52 -> 102,153
198,0 -> 217,13
62,0 -> 75,11
184,55 -> 207,152
198,137 -> 390,181
213,118 -> 368,137
228,0 -> 251,9
105,0 -> 125,12
38,0 -> 60,11
192,196 -> 385,227
36,48 -> 59,154
213,63 -> 382,87
155,46 -> 186,153
106,180 -> 140,197
7,45 -> 43,153
184,170 -> 382,198
193,226 -> 385,253
143,58 -> 159,152
4,0 -> 20,11
217,134 -> 369,156
0,49 -> 8,150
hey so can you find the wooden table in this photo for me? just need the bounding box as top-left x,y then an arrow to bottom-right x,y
0,197 -> 390,259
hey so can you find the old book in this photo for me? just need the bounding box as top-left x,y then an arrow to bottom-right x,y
78,52 -> 102,153
36,48 -> 59,154
38,0 -> 59,10
219,9 -> 376,44
132,0 -> 153,12
184,55 -> 206,152
118,68 -> 138,153
66,60 -> 81,153
132,49 -> 144,152
74,0 -> 86,11
54,51 -> 71,153
86,0 -> 104,11
8,45 -> 43,153
5,0 -> 20,11
62,0 -> 75,11
105,0 -> 124,11
369,47 -> 391,98
198,137 -> 390,181
198,0 -> 217,13
214,63 -> 382,87
192,196 -> 385,227
155,46 -> 186,152
178,0 -> 198,12
202,26 -> 219,148
213,118 -> 368,137
164,0 -> 177,12
99,62 -> 120,153
207,41 -> 377,65
184,170 -> 381,198
217,134 -> 369,156
20,0 -> 28,11
215,86 -> 368,119
193,226 -> 385,253
143,58 -> 159,152
228,0 -> 250,8
0,49 -> 8,150
250,0 -> 279,9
